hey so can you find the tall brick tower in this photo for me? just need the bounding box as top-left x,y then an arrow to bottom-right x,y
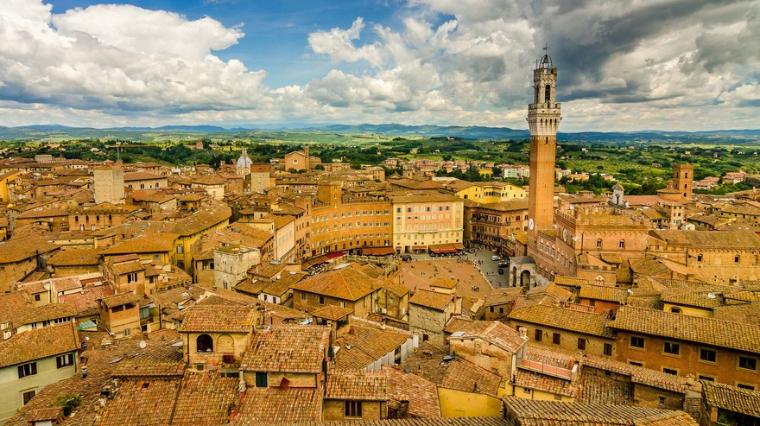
527,51 -> 561,233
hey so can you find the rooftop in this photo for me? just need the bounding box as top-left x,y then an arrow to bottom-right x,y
508,304 -> 612,338
702,380 -> 760,419
609,306 -> 760,354
0,323 -> 79,368
178,304 -> 256,333
502,397 -> 696,426
240,324 -> 330,373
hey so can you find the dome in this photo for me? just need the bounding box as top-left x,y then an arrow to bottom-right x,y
236,148 -> 253,169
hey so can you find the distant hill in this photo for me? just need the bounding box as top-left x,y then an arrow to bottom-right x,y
0,123 -> 758,144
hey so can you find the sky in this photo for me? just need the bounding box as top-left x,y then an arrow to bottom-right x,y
0,0 -> 759,131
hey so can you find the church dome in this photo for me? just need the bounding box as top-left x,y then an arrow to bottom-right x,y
236,148 -> 253,169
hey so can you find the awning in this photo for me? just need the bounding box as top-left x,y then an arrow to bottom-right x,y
326,251 -> 344,260
412,245 -> 428,251
77,320 -> 97,331
362,247 -> 395,256
429,243 -> 465,254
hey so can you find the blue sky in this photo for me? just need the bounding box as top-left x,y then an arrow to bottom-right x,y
0,0 -> 758,130
50,0 -> 408,87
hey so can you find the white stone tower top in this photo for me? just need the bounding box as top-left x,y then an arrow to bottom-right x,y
527,50 -> 562,136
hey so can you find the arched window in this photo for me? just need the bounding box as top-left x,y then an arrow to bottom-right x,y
196,334 -> 213,352
545,84 -> 551,102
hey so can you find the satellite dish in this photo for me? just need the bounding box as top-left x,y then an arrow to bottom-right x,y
139,340 -> 147,349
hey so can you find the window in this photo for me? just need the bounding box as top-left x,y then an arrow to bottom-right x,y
177,245 -> 184,254
699,348 -> 717,363
699,375 -> 715,382
577,338 -> 586,350
196,334 -> 213,352
17,362 -> 37,378
735,255 -> 741,263
127,272 -> 137,283
319,296 -> 325,305
696,254 -> 703,262
629,361 -> 643,367
630,336 -> 645,349
658,396 -> 666,407
255,372 -> 268,388
596,239 -> 602,249
670,307 -> 681,314
22,390 -> 36,405
552,332 -> 561,345
663,341 -> 680,355
34,294 -> 41,302
738,384 -> 756,391
603,343 -> 613,356
544,84 -> 551,103
345,401 -> 362,418
618,239 -> 625,249
56,353 -> 74,368
534,329 -> 543,342
662,367 -> 678,376
739,356 -> 757,371
300,292 -> 306,301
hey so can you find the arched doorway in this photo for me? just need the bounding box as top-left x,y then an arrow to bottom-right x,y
520,270 -> 531,287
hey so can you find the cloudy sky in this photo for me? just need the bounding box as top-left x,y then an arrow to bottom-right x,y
0,0 -> 758,131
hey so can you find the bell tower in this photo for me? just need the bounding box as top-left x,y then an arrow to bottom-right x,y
527,50 -> 561,233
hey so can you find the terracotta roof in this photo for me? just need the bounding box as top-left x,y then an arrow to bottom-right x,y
502,398 -> 697,426
99,378 -> 181,426
439,357 -> 501,396
109,260 -> 145,276
409,289 -> 455,311
240,325 -> 329,373
232,387 -> 323,424
18,303 -> 77,325
112,341 -> 184,378
383,366 -> 441,418
99,233 -> 177,255
335,321 -> 411,370
284,420 -> 507,425
514,369 -> 576,397
291,263 -> 380,301
582,354 -> 691,394
312,304 -> 353,321
178,304 -> 256,333
326,370 -> 389,401
0,292 -> 32,323
100,292 -> 140,309
649,230 -> 760,249
508,304 -> 613,338
48,248 -> 100,266
446,319 -> 526,353
609,306 -> 760,354
0,323 -> 79,368
123,171 -> 164,181
172,372 -> 239,425
702,380 -> 760,418
579,284 -> 629,304
0,235 -> 58,264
